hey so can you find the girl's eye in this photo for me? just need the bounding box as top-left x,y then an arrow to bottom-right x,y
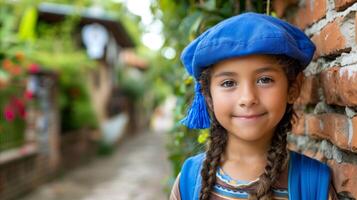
257,77 -> 274,85
221,80 -> 236,88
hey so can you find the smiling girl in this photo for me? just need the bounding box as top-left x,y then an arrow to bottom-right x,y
170,13 -> 338,200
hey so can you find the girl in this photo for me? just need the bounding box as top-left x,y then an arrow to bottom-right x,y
170,12 -> 338,200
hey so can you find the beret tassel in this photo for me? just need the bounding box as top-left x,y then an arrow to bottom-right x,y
180,82 -> 211,129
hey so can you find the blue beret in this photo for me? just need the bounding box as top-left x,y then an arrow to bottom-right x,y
181,12 -> 316,79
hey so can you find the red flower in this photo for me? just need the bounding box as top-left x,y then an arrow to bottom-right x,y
4,105 -> 15,121
3,98 -> 27,121
28,64 -> 40,73
24,90 -> 34,100
12,98 -> 26,119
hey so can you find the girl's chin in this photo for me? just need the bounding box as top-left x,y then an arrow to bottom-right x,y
227,125 -> 276,141
227,131 -> 268,142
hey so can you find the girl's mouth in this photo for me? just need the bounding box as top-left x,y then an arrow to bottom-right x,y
233,112 -> 267,120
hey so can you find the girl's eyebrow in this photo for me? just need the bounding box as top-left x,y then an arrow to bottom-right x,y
254,66 -> 281,73
212,66 -> 281,78
212,71 -> 237,78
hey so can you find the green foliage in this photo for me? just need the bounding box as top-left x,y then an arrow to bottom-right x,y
0,3 -> 35,151
59,80 -> 98,131
0,4 -> 24,60
151,0 -> 273,184
97,140 -> 115,156
0,86 -> 26,151
34,19 -> 98,132
117,67 -> 146,103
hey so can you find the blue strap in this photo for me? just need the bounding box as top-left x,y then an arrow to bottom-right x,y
179,153 -> 205,200
289,151 -> 331,200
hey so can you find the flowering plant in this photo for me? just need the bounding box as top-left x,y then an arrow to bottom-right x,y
0,52 -> 37,151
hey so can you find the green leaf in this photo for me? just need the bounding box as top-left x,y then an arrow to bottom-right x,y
197,129 -> 209,144
202,0 -> 216,11
179,11 -> 202,41
18,6 -> 38,42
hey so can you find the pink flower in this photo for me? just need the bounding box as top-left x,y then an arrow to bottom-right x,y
4,106 -> 15,121
24,90 -> 34,100
12,98 -> 26,119
3,98 -> 27,121
28,64 -> 40,73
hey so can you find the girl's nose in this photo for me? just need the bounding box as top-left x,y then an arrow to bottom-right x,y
237,83 -> 258,108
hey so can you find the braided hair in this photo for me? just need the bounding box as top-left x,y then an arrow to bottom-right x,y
198,55 -> 301,200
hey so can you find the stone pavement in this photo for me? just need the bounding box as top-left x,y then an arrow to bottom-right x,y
20,131 -> 171,200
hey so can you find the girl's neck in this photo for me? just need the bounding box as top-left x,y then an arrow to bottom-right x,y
219,132 -> 274,182
223,132 -> 273,164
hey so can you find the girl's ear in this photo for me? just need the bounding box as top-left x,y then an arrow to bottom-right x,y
287,72 -> 304,104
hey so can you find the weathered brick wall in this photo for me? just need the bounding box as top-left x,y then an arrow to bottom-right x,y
0,155 -> 50,200
273,0 -> 357,199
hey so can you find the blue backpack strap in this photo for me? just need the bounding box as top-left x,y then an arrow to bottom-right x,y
179,153 -> 205,200
289,151 -> 331,200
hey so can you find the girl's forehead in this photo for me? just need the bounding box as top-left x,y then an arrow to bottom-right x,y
211,55 -> 284,75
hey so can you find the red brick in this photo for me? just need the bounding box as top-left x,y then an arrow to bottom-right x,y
311,18 -> 348,57
320,114 -> 349,150
300,149 -> 326,162
294,0 -> 326,29
338,65 -> 357,106
320,66 -> 357,106
312,0 -> 327,22
272,0 -> 298,17
328,160 -> 357,198
295,75 -> 319,105
301,149 -> 316,159
306,113 -> 349,150
314,150 -> 327,162
306,114 -> 324,138
334,0 -> 357,11
294,7 -> 312,29
351,117 -> 357,152
320,67 -> 339,104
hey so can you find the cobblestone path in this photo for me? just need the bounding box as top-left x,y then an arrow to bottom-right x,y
20,131 -> 171,200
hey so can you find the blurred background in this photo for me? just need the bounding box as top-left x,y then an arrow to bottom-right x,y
0,0 -> 273,200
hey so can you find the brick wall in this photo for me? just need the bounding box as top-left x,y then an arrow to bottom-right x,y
0,155 -> 50,200
273,0 -> 357,199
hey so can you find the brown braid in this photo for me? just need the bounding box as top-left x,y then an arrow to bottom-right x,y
199,118 -> 228,200
198,55 -> 301,200
198,67 -> 228,200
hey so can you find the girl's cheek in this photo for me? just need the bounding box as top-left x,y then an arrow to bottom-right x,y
212,92 -> 236,110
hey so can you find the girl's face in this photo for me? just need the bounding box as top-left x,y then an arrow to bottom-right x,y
210,54 -> 290,143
